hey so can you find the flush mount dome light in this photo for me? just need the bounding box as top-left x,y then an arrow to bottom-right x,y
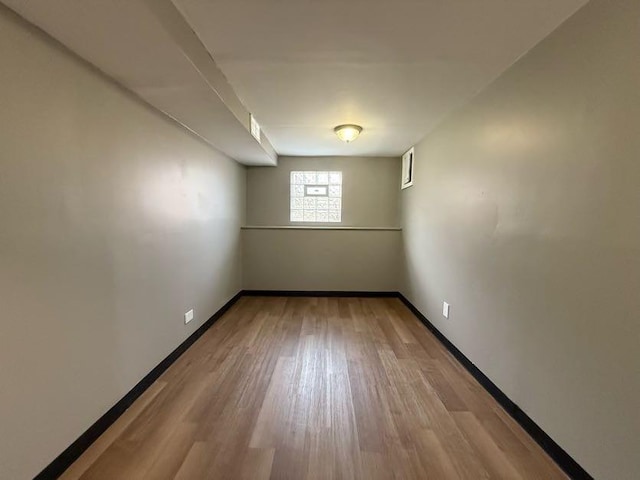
334,124 -> 363,143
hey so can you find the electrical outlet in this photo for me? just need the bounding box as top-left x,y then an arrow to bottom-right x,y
184,309 -> 194,325
442,302 -> 450,319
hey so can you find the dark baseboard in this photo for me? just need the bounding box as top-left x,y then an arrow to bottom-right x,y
397,294 -> 593,480
35,290 -> 592,480
242,289 -> 398,298
34,291 -> 243,480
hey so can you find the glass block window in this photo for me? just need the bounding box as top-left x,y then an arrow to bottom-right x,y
290,171 -> 342,222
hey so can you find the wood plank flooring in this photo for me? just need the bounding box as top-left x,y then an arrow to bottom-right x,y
61,296 -> 566,479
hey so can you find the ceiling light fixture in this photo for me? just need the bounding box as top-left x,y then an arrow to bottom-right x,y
334,124 -> 363,143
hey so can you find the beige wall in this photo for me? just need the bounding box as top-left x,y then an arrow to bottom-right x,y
401,0 -> 640,478
247,156 -> 400,227
243,229 -> 401,291
0,7 -> 245,480
244,156 -> 401,291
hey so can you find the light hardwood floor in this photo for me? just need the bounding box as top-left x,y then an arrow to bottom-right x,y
61,296 -> 566,479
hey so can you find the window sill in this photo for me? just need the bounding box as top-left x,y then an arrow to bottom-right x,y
241,226 -> 402,231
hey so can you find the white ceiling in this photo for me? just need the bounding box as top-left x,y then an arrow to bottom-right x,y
2,0 -> 277,165
3,0 -> 588,161
175,0 -> 587,156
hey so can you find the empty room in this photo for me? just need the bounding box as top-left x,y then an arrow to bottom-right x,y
1,0 -> 638,479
